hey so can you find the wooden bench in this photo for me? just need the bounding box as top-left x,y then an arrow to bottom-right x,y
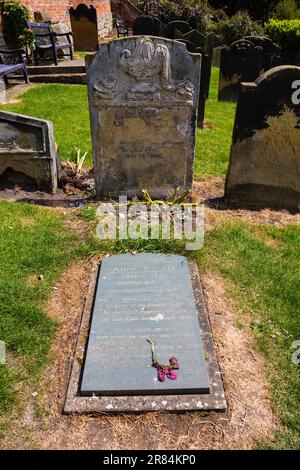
0,49 -> 29,85
27,21 -> 73,66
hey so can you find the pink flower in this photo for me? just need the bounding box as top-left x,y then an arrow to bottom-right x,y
166,368 -> 177,380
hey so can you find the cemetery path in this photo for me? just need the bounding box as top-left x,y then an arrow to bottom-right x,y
1,254 -> 280,450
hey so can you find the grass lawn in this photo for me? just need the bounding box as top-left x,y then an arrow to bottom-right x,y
0,67 -> 236,179
0,84 -> 93,167
195,67 -> 236,178
198,221 -> 300,449
0,70 -> 299,449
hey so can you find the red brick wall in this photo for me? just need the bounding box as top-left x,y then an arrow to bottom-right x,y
111,0 -> 142,27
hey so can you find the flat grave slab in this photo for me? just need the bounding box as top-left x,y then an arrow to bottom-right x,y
65,255 -> 226,413
80,254 -> 210,396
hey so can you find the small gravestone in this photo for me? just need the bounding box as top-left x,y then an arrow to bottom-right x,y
212,46 -> 223,68
86,36 -> 201,199
175,29 -> 213,99
80,254 -> 210,396
0,110 -> 59,193
244,36 -> 282,72
225,65 -> 300,211
218,39 -> 263,102
165,20 -> 192,39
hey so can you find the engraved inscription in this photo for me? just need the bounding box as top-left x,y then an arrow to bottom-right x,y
80,254 -> 210,396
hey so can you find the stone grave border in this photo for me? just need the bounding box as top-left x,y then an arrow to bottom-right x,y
64,259 -> 227,413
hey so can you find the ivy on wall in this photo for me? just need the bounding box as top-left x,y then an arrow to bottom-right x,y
2,0 -> 34,47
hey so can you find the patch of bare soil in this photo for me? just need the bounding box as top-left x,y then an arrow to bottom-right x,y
0,164 -> 95,207
1,260 -> 280,450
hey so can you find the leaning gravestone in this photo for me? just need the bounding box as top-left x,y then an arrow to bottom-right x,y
175,29 -> 206,49
225,65 -> 300,211
132,15 -> 163,36
218,39 -> 263,102
165,20 -> 192,39
0,110 -> 59,193
86,36 -> 201,198
197,48 -> 209,128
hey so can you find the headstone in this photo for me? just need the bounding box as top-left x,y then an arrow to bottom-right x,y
132,15 -> 163,36
69,4 -> 98,52
175,29 -> 213,99
212,46 -> 224,68
174,34 -> 196,54
173,34 -> 208,128
178,29 -> 206,50
197,48 -> 209,128
244,36 -> 282,72
225,65 -> 300,211
165,20 -> 192,39
80,254 -> 210,396
86,36 -> 201,199
218,39 -> 263,102
0,110 -> 59,193
51,21 -> 74,57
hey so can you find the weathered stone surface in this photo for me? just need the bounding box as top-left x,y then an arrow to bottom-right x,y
64,260 -> 226,413
80,254 -> 210,396
225,65 -> 300,211
212,46 -> 225,68
0,110 -> 59,193
218,39 -> 263,102
86,36 -> 201,198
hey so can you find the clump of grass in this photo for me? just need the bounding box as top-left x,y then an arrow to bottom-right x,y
197,220 -> 300,449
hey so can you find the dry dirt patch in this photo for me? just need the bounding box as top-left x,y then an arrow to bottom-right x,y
192,177 -> 300,230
